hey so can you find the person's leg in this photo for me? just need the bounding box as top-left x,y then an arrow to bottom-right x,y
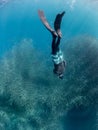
55,36 -> 61,52
51,34 -> 57,54
51,33 -> 61,54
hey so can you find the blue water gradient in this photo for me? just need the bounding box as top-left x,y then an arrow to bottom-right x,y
0,0 -> 98,56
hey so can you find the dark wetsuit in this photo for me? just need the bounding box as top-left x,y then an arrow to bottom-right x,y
51,34 -> 65,78
38,10 -> 66,79
51,11 -> 66,79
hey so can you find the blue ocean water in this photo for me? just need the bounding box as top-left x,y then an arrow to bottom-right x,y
0,0 -> 98,130
0,0 -> 98,56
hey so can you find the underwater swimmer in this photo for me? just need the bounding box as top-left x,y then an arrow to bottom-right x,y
38,10 -> 66,79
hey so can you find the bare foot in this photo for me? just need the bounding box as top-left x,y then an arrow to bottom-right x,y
57,29 -> 62,38
51,31 -> 58,37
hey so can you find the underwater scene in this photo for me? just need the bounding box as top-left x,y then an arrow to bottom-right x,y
0,0 -> 98,130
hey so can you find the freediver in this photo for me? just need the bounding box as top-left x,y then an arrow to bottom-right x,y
38,10 -> 66,79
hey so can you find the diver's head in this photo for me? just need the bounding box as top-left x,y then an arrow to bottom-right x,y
53,69 -> 64,79
58,73 -> 64,79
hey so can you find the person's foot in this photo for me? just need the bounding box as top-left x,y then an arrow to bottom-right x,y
51,31 -> 58,38
57,29 -> 62,38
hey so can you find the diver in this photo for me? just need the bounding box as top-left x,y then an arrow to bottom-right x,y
38,10 -> 66,79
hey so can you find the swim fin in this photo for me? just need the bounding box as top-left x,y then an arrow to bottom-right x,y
38,10 -> 58,37
54,11 -> 65,37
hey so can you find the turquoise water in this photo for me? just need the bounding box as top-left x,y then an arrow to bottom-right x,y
0,0 -> 98,130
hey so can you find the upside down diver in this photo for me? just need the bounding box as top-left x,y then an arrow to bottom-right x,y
38,10 -> 66,79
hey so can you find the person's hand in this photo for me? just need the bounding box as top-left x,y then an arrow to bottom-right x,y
57,29 -> 62,38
